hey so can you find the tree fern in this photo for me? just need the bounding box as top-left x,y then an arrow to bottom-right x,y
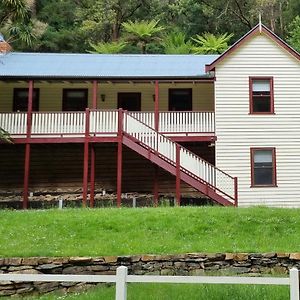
162,31 -> 193,54
122,20 -> 164,54
192,32 -> 233,54
88,41 -> 127,54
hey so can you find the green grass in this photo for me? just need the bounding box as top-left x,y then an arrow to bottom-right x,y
13,284 -> 290,300
0,206 -> 299,257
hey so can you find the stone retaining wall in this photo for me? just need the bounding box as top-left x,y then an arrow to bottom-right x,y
1,253 -> 300,297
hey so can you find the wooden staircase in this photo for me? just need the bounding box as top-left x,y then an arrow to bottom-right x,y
122,111 -> 237,206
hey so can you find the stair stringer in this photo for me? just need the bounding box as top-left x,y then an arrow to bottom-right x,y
122,135 -> 233,206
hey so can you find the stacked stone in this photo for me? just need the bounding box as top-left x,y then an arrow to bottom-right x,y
0,253 -> 300,297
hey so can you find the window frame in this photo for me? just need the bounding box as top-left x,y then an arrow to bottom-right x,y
13,88 -> 40,112
168,88 -> 193,111
117,92 -> 142,111
249,77 -> 274,114
62,88 -> 88,111
250,147 -> 277,187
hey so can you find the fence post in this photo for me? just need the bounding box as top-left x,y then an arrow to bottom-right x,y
290,268 -> 300,300
115,266 -> 128,300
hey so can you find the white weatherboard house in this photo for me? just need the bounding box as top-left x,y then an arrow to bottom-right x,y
0,23 -> 300,208
208,23 -> 300,207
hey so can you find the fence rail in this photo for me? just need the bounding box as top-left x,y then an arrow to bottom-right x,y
0,267 -> 298,300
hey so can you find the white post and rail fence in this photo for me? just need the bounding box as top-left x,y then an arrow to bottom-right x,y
0,267 -> 298,300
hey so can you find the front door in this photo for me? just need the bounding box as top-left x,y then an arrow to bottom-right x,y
117,93 -> 141,111
169,88 -> 192,111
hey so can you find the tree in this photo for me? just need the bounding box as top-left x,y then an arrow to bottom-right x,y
192,32 -> 233,54
162,30 -> 193,54
0,0 -> 45,48
88,41 -> 127,54
122,20 -> 164,53
77,0 -> 151,44
0,127 -> 12,143
287,15 -> 300,52
34,0 -> 83,52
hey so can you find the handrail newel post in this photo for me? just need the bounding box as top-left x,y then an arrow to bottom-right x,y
117,109 -> 124,208
82,108 -> 90,207
234,177 -> 238,207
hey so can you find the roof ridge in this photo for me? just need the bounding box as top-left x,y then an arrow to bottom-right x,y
7,52 -> 218,57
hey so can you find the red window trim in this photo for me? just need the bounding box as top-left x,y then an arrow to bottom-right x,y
250,147 -> 277,188
249,77 -> 274,114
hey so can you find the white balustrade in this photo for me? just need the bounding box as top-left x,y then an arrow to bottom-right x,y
90,110 -> 118,134
130,111 -> 215,133
31,112 -> 86,135
0,111 -> 214,138
159,111 -> 214,133
0,112 -> 27,135
129,112 -> 155,129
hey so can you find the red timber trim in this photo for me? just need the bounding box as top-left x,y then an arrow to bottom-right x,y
23,80 -> 34,209
122,135 -> 233,206
153,165 -> 159,207
92,80 -> 98,109
175,144 -> 181,206
234,177 -> 238,207
154,80 -> 159,131
249,77 -> 274,114
168,135 -> 216,142
206,23 -> 300,73
90,145 -> 96,208
117,109 -> 123,207
89,80 -> 98,207
23,143 -> 30,209
250,147 -> 277,188
26,81 -> 34,141
82,108 -> 90,207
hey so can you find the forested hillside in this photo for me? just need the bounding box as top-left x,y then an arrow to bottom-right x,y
1,0 -> 300,54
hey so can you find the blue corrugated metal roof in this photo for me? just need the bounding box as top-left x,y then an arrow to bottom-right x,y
0,52 -> 218,79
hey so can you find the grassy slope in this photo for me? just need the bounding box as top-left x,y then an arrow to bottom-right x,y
0,207 -> 299,257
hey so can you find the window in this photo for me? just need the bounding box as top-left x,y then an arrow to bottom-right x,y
13,88 -> 39,111
169,89 -> 192,111
117,93 -> 141,111
251,148 -> 277,187
249,77 -> 274,114
62,89 -> 88,111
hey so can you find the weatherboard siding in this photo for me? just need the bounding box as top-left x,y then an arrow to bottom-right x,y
0,82 -> 214,112
215,33 -> 300,207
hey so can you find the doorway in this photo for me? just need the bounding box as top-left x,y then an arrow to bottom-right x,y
117,93 -> 141,111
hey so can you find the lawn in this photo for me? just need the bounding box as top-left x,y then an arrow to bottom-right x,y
0,206 -> 299,257
10,284 -> 290,300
